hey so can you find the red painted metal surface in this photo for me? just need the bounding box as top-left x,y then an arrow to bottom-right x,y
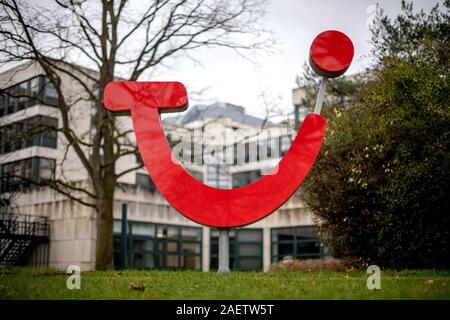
309,30 -> 354,78
104,82 -> 327,227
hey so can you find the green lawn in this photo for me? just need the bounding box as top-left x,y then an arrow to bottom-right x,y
0,267 -> 449,300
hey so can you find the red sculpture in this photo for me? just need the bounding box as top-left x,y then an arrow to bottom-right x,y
309,30 -> 354,78
103,30 -> 354,228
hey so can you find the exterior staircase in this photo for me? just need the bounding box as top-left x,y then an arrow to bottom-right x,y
0,212 -> 50,266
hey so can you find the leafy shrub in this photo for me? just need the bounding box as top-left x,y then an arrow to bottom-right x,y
302,1 -> 450,269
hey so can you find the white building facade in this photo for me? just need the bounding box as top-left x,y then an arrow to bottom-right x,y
0,62 -> 324,271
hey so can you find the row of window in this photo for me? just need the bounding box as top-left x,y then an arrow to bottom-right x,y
167,135 -> 293,166
135,170 -> 203,191
0,75 -> 59,117
0,157 -> 56,193
135,167 -> 275,191
136,137 -> 289,190
113,221 -> 203,270
113,221 -> 323,271
206,167 -> 275,189
210,229 -> 263,270
0,115 -> 58,155
271,226 -> 323,261
136,153 -> 205,184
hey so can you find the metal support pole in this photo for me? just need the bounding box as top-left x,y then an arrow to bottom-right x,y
314,77 -> 328,115
121,203 -> 128,269
217,228 -> 230,273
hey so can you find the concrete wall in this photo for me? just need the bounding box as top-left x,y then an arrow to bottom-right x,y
13,186 -> 96,271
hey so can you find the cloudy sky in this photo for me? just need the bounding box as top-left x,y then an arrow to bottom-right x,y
157,0 -> 439,119
13,0 -> 441,120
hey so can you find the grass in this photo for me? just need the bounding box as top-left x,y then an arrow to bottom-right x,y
0,267 -> 449,300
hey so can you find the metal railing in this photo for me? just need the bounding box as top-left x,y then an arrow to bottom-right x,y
0,212 -> 50,266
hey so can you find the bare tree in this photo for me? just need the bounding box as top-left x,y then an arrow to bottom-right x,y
0,0 -> 273,269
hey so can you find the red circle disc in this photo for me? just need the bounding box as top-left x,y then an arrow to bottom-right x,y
309,30 -> 354,78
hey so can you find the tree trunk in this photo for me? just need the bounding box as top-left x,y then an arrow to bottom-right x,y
95,190 -> 114,270
94,94 -> 116,270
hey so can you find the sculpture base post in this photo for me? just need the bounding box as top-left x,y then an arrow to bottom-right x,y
314,77 -> 328,115
217,228 -> 230,273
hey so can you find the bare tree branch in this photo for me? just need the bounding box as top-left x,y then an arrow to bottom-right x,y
0,0 -> 274,270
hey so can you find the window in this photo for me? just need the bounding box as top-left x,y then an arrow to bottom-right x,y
210,229 -> 262,271
22,158 -> 33,189
271,226 -> 323,262
0,95 -> 5,117
12,122 -> 23,151
23,158 -> 33,179
232,170 -> 261,188
133,237 -> 156,269
23,119 -> 33,148
280,135 -> 292,156
29,77 -> 40,100
0,75 -> 58,118
3,125 -> 14,153
43,80 -> 58,105
1,163 -> 14,192
7,87 -> 16,114
13,161 -> 22,184
40,116 -> 58,148
0,157 -> 55,192
113,221 -> 202,270
39,158 -> 55,180
206,164 -> 229,188
17,81 -> 29,111
242,141 -> 258,163
260,137 -> 280,160
0,116 -> 58,155
135,173 -> 155,191
113,237 -> 123,270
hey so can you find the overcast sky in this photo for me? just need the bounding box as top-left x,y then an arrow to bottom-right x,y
157,0 -> 440,119
12,1 -> 442,120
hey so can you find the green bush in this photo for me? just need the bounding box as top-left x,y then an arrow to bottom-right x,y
302,1 -> 450,268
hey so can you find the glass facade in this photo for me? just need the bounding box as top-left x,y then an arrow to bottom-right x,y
112,221 -> 324,271
271,226 -> 323,262
210,229 -> 263,271
0,75 -> 59,117
0,115 -> 58,154
0,157 -> 56,192
113,220 -> 202,270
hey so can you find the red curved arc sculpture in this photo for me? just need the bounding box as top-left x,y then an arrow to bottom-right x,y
104,82 -> 326,228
